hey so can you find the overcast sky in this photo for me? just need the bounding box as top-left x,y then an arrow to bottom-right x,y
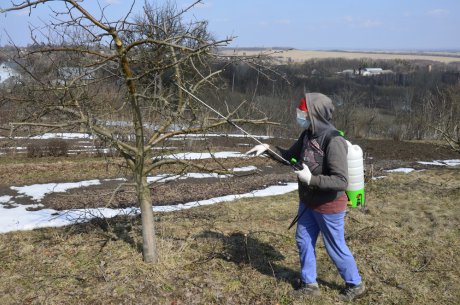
1,0 -> 459,50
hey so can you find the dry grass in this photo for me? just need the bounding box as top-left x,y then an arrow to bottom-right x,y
0,154 -> 271,186
0,156 -> 126,185
1,167 -> 459,304
220,49 -> 460,64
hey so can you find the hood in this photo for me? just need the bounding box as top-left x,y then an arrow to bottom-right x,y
304,93 -> 336,137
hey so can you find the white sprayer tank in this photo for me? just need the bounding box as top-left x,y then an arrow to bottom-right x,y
345,140 -> 365,207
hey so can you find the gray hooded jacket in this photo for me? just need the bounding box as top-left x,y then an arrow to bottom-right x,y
277,93 -> 348,209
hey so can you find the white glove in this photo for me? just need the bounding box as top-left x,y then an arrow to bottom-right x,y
295,163 -> 312,184
246,144 -> 270,156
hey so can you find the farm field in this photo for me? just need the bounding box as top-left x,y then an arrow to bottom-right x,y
0,134 -> 460,304
219,48 -> 460,64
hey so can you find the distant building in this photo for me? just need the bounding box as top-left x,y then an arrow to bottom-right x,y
0,62 -> 20,84
337,69 -> 355,76
362,68 -> 383,76
337,67 -> 393,77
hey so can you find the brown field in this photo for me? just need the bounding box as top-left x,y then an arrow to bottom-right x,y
219,48 -> 460,64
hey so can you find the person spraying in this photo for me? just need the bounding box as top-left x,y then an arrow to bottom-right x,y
247,93 -> 365,301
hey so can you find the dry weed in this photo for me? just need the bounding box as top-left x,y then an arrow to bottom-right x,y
0,168 -> 459,304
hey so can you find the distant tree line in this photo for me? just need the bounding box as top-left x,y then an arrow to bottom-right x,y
1,45 -> 459,147
211,57 -> 460,146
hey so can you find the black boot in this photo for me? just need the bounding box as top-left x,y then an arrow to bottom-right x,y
290,282 -> 321,298
339,282 -> 366,301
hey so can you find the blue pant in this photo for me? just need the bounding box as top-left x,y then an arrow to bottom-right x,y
295,203 -> 362,285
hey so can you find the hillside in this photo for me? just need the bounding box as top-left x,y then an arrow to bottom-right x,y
0,136 -> 459,304
1,166 -> 459,305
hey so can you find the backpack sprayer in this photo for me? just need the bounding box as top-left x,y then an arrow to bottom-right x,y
176,84 -> 365,229
344,140 -> 365,208
287,140 -> 365,230
289,138 -> 365,209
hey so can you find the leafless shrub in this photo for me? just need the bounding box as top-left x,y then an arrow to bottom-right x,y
389,126 -> 404,141
94,139 -> 109,157
94,138 -> 120,157
334,105 -> 379,138
47,139 -> 69,157
26,142 -> 44,158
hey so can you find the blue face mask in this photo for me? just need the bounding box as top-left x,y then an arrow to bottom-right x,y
296,117 -> 311,129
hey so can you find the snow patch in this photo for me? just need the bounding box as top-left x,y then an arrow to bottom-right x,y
162,151 -> 247,160
11,180 -> 101,202
153,183 -> 298,212
173,133 -> 272,139
146,173 -> 230,183
146,166 -> 257,183
418,159 -> 460,167
0,196 -> 13,203
385,168 -> 415,173
30,133 -> 93,139
232,166 -> 257,172
0,183 -> 297,233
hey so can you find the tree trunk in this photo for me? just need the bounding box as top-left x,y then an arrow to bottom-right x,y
138,175 -> 157,263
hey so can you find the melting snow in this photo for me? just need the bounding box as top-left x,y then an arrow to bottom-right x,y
162,151 -> 247,160
31,133 -> 93,139
0,196 -> 12,203
153,183 -> 297,212
146,173 -> 230,183
11,180 -> 101,202
0,204 -> 138,233
385,168 -> 415,173
385,159 -> 460,174
146,166 -> 256,183
173,133 -> 272,139
0,182 -> 297,234
2,145 -> 459,234
3,132 -> 271,141
0,165 -> 266,233
417,159 -> 460,167
232,166 -> 257,172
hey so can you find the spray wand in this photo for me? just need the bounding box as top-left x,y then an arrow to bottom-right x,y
175,83 -> 301,171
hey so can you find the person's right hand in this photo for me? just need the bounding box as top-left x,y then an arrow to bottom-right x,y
246,144 -> 270,156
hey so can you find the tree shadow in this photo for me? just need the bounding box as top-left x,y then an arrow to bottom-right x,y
195,230 -> 300,288
67,215 -> 143,253
194,230 -> 345,291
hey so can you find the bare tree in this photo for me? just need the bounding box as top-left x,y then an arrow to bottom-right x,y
428,86 -> 460,153
332,87 -> 366,137
1,0 -> 271,262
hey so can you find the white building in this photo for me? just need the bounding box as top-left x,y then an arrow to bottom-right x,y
338,67 -> 393,77
362,68 -> 383,76
0,62 -> 20,84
